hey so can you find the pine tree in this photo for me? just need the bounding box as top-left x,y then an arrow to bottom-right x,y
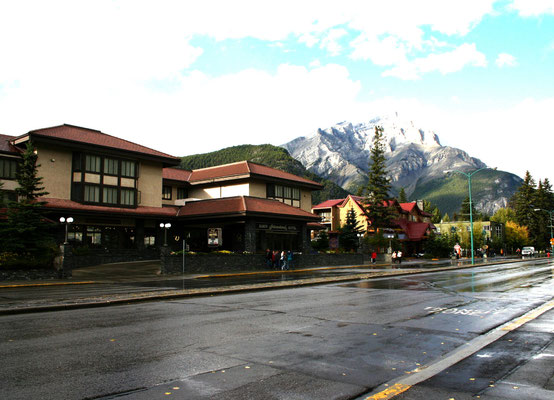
0,142 -> 54,262
398,187 -> 408,203
511,171 -> 539,245
363,126 -> 393,230
533,179 -> 554,248
339,207 -> 363,251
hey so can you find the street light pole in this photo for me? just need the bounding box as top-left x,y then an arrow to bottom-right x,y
444,167 -> 488,265
59,216 -> 74,244
159,222 -> 171,246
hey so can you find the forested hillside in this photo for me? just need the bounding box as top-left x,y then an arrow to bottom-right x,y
179,144 -> 350,205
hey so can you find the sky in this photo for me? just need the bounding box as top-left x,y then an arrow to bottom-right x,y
0,0 -> 553,184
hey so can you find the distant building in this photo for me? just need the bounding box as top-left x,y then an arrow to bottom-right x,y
435,220 -> 505,244
312,195 -> 435,254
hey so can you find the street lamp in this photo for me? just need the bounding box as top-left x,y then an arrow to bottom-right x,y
533,208 -> 553,254
444,167 -> 491,265
59,217 -> 74,244
160,222 -> 171,246
357,233 -> 364,251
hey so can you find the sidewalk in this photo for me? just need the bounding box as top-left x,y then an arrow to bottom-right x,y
0,256 -> 524,315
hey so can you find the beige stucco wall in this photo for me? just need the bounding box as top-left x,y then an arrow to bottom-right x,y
36,144 -> 73,200
189,183 -> 250,200
0,179 -> 18,191
249,181 -> 266,198
339,198 -> 369,231
300,189 -> 312,212
137,161 -> 163,207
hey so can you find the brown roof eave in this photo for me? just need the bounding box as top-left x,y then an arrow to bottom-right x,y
19,133 -> 181,167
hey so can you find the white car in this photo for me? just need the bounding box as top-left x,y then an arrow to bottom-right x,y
521,246 -> 537,257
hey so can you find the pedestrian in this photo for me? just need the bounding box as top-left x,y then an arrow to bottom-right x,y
287,250 -> 293,269
272,250 -> 278,269
280,250 -> 287,270
265,249 -> 272,268
397,250 -> 402,264
371,251 -> 377,264
391,251 -> 397,265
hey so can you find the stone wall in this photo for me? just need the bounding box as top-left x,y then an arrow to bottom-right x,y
0,268 -> 60,281
161,252 -> 368,275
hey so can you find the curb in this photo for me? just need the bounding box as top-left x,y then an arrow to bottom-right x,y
0,258 -> 532,316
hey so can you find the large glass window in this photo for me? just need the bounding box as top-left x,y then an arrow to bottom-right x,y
267,183 -> 301,207
177,187 -> 187,200
121,161 -> 136,178
0,159 -> 18,179
103,187 -> 118,204
104,158 -> 119,175
85,155 -> 101,173
162,185 -> 172,200
84,185 -> 100,203
121,189 -> 135,206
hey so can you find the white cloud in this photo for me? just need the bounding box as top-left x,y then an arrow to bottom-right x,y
0,63 -> 364,155
496,53 -> 518,67
383,43 -> 487,80
320,29 -> 348,56
509,0 -> 554,16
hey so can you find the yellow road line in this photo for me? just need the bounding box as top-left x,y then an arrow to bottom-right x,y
0,281 -> 95,288
361,298 -> 554,400
364,384 -> 411,399
502,300 -> 554,331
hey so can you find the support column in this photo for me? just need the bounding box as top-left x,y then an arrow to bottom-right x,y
244,220 -> 256,253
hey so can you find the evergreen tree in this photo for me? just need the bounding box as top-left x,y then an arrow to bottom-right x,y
339,207 -> 363,251
363,126 -> 393,230
511,171 -> 539,245
533,179 -> 554,249
0,142 -> 55,263
442,213 -> 451,222
459,196 -> 480,221
398,187 -> 408,203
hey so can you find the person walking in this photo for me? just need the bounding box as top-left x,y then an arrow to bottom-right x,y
371,251 -> 377,264
272,250 -> 278,269
280,250 -> 287,270
391,251 -> 397,265
287,250 -> 293,269
265,249 -> 272,268
397,250 -> 402,264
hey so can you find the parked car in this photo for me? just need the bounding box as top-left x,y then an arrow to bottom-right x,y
521,246 -> 537,257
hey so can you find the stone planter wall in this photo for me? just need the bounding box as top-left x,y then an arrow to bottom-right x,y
161,252 -> 369,275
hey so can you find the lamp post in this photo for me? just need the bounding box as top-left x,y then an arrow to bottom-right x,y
160,222 -> 171,246
357,233 -> 364,252
444,167 -> 490,265
59,217 -> 74,244
533,208 -> 554,254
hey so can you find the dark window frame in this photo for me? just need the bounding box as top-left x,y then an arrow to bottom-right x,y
162,185 -> 172,200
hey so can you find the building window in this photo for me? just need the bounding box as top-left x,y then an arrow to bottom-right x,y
121,161 -> 136,178
84,185 -> 100,203
162,185 -> 172,200
177,187 -> 187,200
104,158 -> 119,175
0,190 -> 17,206
103,187 -> 118,204
85,155 -> 101,173
121,189 -> 135,206
86,227 -> 102,245
267,184 -> 301,207
0,159 -> 18,179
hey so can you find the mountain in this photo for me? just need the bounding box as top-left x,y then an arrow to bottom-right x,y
282,113 -> 522,216
178,144 -> 350,205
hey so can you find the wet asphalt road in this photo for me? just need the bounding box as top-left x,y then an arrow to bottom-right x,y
0,259 -> 552,400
